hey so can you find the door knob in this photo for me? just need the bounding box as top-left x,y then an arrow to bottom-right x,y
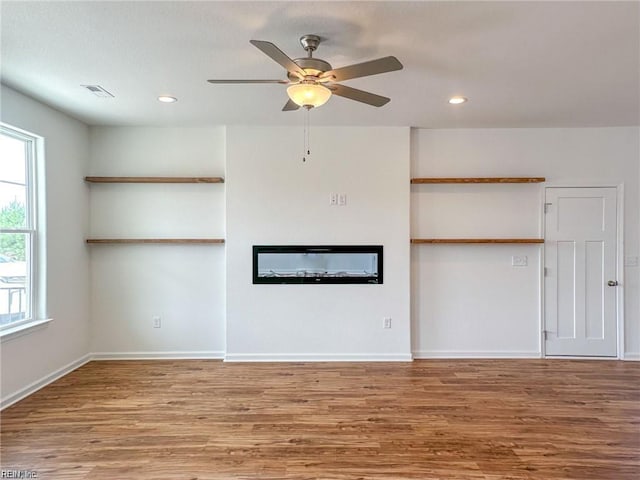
607,280 -> 619,287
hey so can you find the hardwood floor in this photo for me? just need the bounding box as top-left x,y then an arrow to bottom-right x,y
1,360 -> 639,479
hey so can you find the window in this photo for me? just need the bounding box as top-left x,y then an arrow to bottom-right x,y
0,124 -> 40,331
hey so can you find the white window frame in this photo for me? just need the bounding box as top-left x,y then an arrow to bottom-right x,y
0,123 -> 47,338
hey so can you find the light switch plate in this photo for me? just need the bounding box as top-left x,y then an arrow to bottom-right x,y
625,256 -> 639,267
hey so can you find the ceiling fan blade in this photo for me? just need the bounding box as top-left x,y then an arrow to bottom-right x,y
321,56 -> 403,82
282,99 -> 300,111
329,84 -> 390,107
250,40 -> 306,76
207,79 -> 289,84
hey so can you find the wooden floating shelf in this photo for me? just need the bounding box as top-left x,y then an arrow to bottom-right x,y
411,238 -> 544,244
86,239 -> 225,245
85,176 -> 224,184
411,177 -> 545,184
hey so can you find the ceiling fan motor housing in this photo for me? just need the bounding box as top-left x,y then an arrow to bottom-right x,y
288,58 -> 333,80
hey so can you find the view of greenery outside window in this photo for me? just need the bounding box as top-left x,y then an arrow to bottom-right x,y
0,124 -> 37,329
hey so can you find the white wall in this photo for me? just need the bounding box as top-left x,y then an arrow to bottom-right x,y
411,127 -> 640,358
225,126 -> 411,361
1,85 -> 90,404
88,127 -> 226,357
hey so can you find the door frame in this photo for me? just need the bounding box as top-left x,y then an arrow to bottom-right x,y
541,183 -> 625,360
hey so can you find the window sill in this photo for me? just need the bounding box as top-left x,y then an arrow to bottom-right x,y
0,318 -> 53,343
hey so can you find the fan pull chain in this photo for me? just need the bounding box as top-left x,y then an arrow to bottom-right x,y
306,108 -> 311,157
302,107 -> 311,163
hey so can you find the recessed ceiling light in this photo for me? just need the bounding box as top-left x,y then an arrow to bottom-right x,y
449,96 -> 468,105
158,96 -> 177,103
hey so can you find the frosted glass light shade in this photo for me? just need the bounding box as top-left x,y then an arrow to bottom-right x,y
287,83 -> 332,108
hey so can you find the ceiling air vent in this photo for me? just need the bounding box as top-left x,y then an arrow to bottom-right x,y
81,85 -> 114,98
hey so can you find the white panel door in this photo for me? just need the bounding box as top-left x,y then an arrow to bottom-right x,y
544,187 -> 618,357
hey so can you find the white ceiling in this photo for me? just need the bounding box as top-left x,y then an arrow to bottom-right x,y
2,1 -> 639,128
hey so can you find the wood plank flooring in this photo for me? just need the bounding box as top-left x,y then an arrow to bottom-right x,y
1,360 -> 639,479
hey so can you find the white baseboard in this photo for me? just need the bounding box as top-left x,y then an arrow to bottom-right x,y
623,352 -> 640,361
544,355 -> 619,360
92,351 -> 225,360
224,353 -> 413,362
1,353 -> 92,410
412,350 -> 541,359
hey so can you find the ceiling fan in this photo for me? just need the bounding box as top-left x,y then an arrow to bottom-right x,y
207,35 -> 403,111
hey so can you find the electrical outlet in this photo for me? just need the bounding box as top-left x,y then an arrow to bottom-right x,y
152,316 -> 161,328
512,255 -> 528,267
383,317 -> 392,329
338,193 -> 347,206
329,193 -> 338,205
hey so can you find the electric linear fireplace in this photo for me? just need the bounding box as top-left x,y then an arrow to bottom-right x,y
253,245 -> 383,284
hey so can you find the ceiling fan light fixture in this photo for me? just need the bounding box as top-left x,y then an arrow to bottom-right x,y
287,83 -> 331,108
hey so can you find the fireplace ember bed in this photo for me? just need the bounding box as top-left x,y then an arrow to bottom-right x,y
253,245 -> 383,284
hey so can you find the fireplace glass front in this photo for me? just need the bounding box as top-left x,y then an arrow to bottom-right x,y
253,245 -> 383,284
